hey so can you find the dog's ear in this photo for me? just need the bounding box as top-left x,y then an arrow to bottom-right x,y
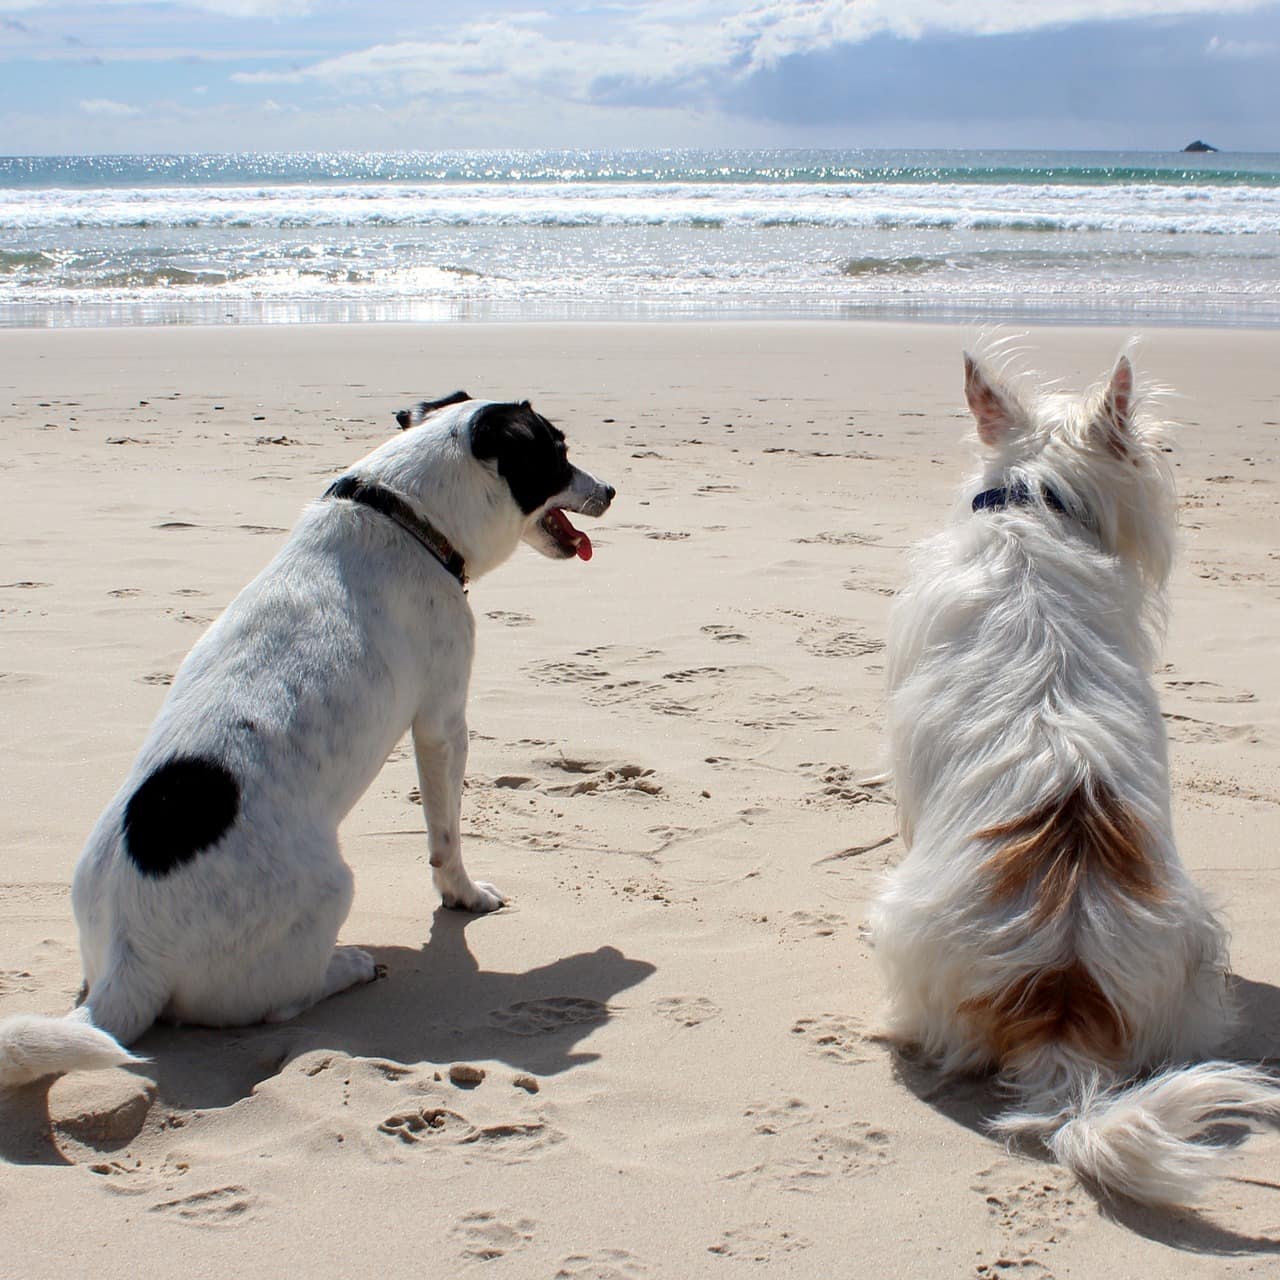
964,354 -> 1025,447
395,390 -> 471,431
1090,356 -> 1134,456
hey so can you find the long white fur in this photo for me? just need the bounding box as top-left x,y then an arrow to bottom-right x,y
871,348 -> 1280,1205
0,399 -> 612,1088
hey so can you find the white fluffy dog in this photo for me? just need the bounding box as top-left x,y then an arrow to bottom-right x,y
871,349 -> 1280,1205
0,394 -> 613,1088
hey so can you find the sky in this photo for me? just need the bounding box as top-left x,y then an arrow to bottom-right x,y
1,0 -> 1278,154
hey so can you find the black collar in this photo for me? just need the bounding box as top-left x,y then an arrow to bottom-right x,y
972,478 -> 1073,521
325,475 -> 467,588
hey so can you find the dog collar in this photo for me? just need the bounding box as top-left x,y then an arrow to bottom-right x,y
972,479 -> 1072,520
325,475 -> 467,588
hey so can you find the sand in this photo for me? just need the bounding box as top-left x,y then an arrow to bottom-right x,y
1,320 -> 1279,1277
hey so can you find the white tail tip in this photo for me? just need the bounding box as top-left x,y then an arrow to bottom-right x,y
0,1013 -> 143,1088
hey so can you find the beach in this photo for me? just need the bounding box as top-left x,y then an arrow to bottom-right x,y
2,318 -> 1280,1277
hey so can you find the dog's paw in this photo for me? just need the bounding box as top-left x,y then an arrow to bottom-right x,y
445,881 -> 507,914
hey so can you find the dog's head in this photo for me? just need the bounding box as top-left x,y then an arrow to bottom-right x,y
962,349 -> 1175,594
394,392 -> 614,567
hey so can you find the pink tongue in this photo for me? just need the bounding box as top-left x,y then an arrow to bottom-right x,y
549,508 -> 593,561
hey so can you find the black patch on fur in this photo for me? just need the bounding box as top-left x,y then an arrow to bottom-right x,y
468,401 -> 574,515
395,390 -> 471,430
123,756 -> 240,878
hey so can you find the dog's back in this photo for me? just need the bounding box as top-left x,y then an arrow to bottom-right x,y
873,351 -> 1280,1206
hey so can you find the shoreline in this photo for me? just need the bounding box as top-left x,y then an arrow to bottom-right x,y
4,300 -> 1280,332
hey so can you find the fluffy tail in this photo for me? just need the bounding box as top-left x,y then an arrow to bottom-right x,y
992,1062 -> 1280,1206
0,951 -> 163,1088
0,1009 -> 142,1088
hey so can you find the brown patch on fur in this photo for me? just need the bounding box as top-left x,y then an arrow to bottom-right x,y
960,960 -> 1130,1068
975,783 -> 1163,926
960,783 -> 1160,1069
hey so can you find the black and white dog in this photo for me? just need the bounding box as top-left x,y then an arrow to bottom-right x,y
0,394 -> 614,1086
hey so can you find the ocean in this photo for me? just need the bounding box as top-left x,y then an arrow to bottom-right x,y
1,149 -> 1279,329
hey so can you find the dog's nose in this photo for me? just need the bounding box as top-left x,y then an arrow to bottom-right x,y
604,484 -> 616,504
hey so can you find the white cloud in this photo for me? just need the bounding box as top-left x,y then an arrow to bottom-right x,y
723,0 -> 1280,69
234,0 -> 1280,101
78,97 -> 141,115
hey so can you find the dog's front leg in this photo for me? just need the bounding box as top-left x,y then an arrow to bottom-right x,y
412,717 -> 505,913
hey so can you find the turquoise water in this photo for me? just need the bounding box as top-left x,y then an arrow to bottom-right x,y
2,149 -> 1278,327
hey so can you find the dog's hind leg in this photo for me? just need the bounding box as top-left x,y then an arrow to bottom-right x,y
412,716 -> 505,913
81,943 -> 170,1047
264,946 -> 380,1023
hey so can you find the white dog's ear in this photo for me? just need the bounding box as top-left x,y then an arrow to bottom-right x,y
964,353 -> 1024,446
1091,356 -> 1134,453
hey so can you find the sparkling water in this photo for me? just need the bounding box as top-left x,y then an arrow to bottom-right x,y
2,149 -> 1278,327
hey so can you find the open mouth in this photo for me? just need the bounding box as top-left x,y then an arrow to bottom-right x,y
541,508 -> 593,560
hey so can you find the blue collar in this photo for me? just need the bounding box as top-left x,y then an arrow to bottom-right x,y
972,479 -> 1072,519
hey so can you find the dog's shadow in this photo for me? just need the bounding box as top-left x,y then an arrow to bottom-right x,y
888,973 -> 1280,1257
0,907 -> 656,1165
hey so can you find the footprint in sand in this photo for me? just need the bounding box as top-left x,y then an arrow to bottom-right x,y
488,996 -> 611,1035
972,1164 -> 1086,1240
790,1013 -> 873,1066
139,672 -> 175,686
974,1258 -> 1053,1278
795,530 -> 883,546
378,1106 -> 474,1144
574,644 -> 664,665
451,1210 -> 537,1263
779,910 -> 846,941
706,1223 -> 811,1263
663,666 -> 726,684
798,628 -> 884,659
702,623 -> 748,643
148,1185 -> 259,1229
486,609 -> 535,627
1163,678 -> 1257,704
729,1099 -> 893,1193
971,1161 -> 1086,1278
528,660 -> 611,685
556,1248 -> 648,1279
377,1106 -> 563,1161
653,995 -> 721,1027
544,761 -> 662,798
800,762 -> 888,807
1162,712 -> 1259,745
461,1120 -> 565,1159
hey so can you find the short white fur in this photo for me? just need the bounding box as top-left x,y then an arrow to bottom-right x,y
0,398 -> 612,1088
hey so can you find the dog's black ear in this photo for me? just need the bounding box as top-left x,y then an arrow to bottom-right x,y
395,390 -> 471,430
469,401 -> 572,515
